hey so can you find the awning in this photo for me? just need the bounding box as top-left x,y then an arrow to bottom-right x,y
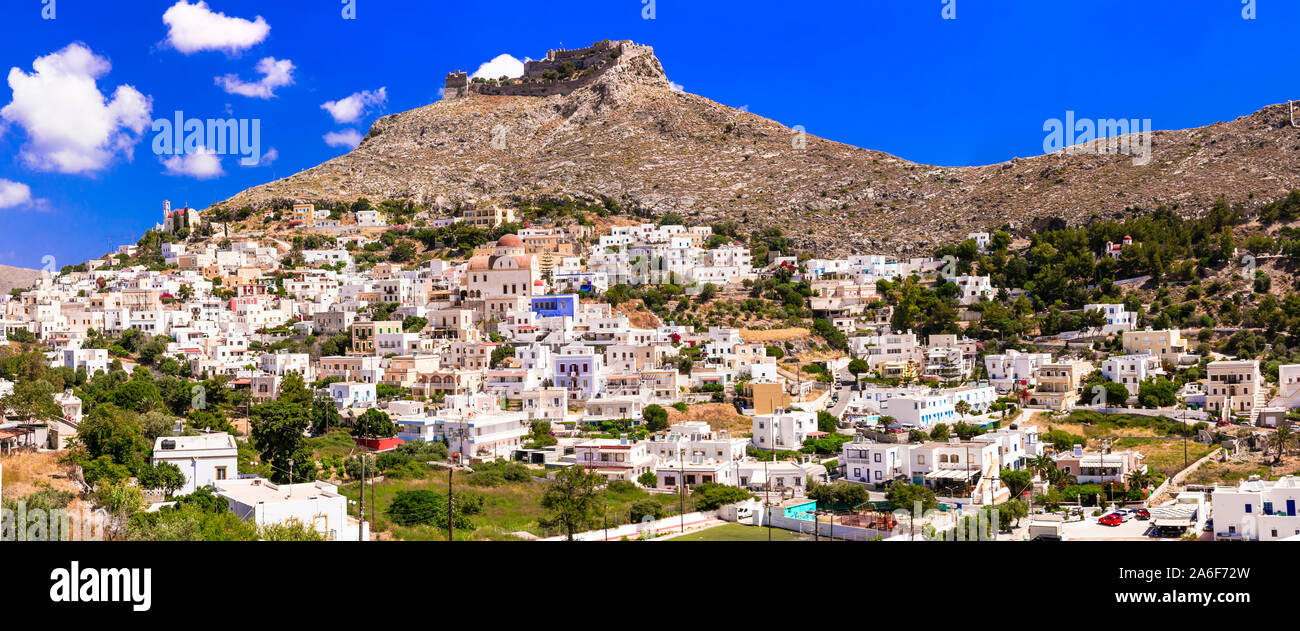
925,469 -> 979,481
1153,518 -> 1194,528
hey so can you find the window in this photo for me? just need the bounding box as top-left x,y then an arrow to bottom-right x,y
215,466 -> 227,480
1245,503 -> 1252,514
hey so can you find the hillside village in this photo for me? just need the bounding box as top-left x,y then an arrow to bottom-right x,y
5,190 -> 1300,542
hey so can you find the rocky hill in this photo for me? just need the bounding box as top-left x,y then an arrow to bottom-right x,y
212,40 -> 1300,255
0,264 -> 41,296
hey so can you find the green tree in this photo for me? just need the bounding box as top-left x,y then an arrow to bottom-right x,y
540,465 -> 605,540
995,498 -> 1029,530
353,408 -> 396,439
816,410 -> 838,433
628,498 -> 664,522
249,399 -> 316,484
954,400 -> 971,418
642,404 -> 669,432
637,470 -> 659,488
389,240 -> 417,263
886,481 -> 938,514
490,344 -> 515,368
0,378 -> 62,425
691,482 -> 753,510
138,461 -> 187,497
847,358 -> 870,390
259,522 -> 327,541
311,394 -> 341,434
998,468 -> 1033,498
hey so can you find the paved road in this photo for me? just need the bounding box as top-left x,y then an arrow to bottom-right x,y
827,371 -> 856,418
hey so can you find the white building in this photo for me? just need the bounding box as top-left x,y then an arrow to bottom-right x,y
439,398 -> 529,463
1100,354 -> 1164,397
1084,303 -> 1137,334
946,275 -> 993,305
55,347 -> 109,376
151,433 -> 239,496
880,394 -> 954,429
329,381 -> 376,409
1212,475 -> 1300,541
983,349 -> 1053,391
214,478 -> 368,541
574,437 -> 656,482
750,410 -> 816,451
840,440 -> 903,486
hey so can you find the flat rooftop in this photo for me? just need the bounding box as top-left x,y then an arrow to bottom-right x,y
153,432 -> 237,452
215,479 -> 340,504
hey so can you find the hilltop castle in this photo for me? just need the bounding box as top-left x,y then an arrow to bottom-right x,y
443,40 -> 653,100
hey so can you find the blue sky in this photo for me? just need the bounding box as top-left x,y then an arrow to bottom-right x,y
1,0 -> 1297,270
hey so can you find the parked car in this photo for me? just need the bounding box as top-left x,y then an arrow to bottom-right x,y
1099,513 -> 1123,527
1133,508 -> 1150,520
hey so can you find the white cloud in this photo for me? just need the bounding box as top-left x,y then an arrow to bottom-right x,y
471,54 -> 527,80
323,129 -> 362,149
246,146 -> 277,167
669,81 -> 685,92
0,179 -> 33,209
162,147 -> 224,179
215,56 -> 294,98
162,1 -> 270,55
1,43 -> 152,174
321,87 -> 387,124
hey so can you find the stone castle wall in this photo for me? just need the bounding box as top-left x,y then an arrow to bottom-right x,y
443,41 -> 652,100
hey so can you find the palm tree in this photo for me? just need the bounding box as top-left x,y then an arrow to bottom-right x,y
1126,469 -> 1154,493
954,400 -> 971,419
1270,425 -> 1295,465
1029,455 -> 1056,479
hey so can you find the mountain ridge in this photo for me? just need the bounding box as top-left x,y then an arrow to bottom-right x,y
208,40 -> 1300,254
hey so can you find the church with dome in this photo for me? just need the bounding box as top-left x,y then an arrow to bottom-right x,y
465,234 -> 541,318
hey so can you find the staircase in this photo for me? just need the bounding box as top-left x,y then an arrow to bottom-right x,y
1249,387 -> 1269,426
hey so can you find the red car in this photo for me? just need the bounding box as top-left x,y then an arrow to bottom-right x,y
1099,513 -> 1124,527
1134,508 -> 1151,520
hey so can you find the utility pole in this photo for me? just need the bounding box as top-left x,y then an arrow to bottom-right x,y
679,447 -> 686,534
359,454 -> 365,542
448,457 -> 455,541
288,458 -> 294,497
